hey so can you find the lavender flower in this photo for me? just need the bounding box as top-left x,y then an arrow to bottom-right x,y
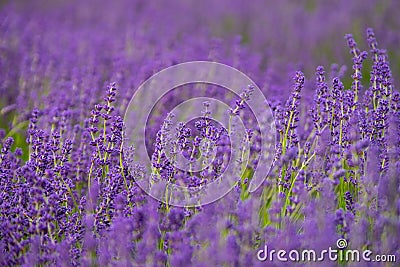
1,2 -> 399,265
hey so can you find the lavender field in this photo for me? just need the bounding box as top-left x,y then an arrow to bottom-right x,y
1,1 -> 400,266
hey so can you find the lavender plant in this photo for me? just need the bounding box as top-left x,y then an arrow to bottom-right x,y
1,1 -> 399,266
